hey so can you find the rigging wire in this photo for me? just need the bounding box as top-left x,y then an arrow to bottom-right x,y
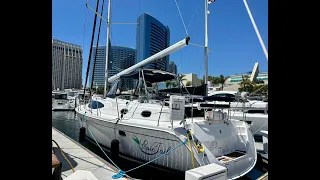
187,4 -> 200,31
82,0 -> 88,55
180,49 -> 182,73
174,0 -> 188,36
90,0 -> 106,97
83,0 -> 101,96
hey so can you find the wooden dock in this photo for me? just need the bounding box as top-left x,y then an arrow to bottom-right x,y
52,127 -> 128,180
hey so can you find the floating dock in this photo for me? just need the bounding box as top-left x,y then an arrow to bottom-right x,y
52,127 -> 129,180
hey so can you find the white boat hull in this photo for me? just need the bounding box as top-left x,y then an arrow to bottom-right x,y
229,111 -> 268,136
52,99 -> 79,111
80,114 -> 196,171
76,101 -> 257,179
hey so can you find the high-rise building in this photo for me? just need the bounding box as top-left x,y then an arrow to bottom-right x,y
52,39 -> 83,90
89,45 -> 136,90
110,46 -> 136,90
136,13 -> 170,71
88,46 -> 110,89
168,61 -> 177,74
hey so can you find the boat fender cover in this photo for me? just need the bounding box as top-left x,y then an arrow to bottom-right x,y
79,127 -> 86,142
111,139 -> 120,163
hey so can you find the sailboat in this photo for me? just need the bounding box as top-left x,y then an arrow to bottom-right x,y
76,0 -> 257,179
196,90 -> 268,136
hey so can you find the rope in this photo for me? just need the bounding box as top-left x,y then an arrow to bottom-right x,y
87,125 -> 123,170
83,113 -> 189,179
52,139 -> 75,173
252,121 -> 268,135
187,133 -> 196,168
123,139 -> 188,174
82,0 -> 88,55
174,0 -> 188,36
257,172 -> 268,180
84,114 -> 122,170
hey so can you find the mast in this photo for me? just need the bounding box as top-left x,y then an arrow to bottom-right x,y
204,0 -> 209,96
103,0 -> 112,98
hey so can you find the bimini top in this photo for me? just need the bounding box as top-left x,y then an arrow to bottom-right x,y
119,69 -> 177,83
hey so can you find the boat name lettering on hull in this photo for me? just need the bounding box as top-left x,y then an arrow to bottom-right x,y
133,136 -> 171,155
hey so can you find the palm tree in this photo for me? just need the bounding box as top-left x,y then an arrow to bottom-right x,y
176,74 -> 187,87
219,75 -> 226,90
210,76 -> 220,85
165,80 -> 172,88
238,75 -> 256,92
171,82 -> 177,88
178,74 -> 187,82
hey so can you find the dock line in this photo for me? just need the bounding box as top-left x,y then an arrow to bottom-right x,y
84,113 -> 189,179
52,139 -> 75,173
257,172 -> 268,180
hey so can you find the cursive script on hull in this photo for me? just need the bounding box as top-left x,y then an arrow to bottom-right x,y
133,135 -> 171,156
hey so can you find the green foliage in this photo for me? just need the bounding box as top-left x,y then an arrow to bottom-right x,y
219,75 -> 225,90
165,80 -> 172,88
186,81 -> 192,86
165,80 -> 178,88
207,75 -> 227,90
171,82 -> 177,88
238,75 -> 268,94
238,75 -> 255,91
208,76 -> 220,85
93,85 -> 112,94
96,86 -> 105,94
178,74 -> 187,82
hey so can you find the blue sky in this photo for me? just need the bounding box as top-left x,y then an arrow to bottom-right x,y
53,0 -> 268,85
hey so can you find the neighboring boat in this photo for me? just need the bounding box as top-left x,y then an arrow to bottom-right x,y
52,91 -> 79,111
199,91 -> 268,136
67,91 -> 80,109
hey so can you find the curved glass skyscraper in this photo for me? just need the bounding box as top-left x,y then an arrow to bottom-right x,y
136,13 -> 170,71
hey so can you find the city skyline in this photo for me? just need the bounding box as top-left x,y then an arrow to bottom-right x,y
168,61 -> 177,75
89,45 -> 136,89
53,0 -> 268,85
